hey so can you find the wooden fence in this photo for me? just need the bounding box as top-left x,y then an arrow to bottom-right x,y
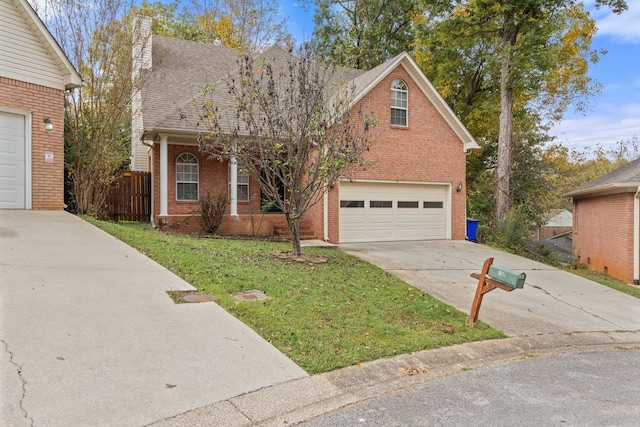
106,171 -> 151,222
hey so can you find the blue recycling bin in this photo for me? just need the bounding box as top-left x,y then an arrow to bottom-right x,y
466,218 -> 479,242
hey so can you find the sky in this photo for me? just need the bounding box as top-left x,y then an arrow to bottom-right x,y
279,0 -> 640,153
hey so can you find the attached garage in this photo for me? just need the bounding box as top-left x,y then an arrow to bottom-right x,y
339,181 -> 450,243
1,0 -> 81,210
0,111 -> 27,209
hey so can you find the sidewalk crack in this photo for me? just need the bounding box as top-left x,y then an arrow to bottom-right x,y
1,340 -> 33,427
530,285 -> 627,330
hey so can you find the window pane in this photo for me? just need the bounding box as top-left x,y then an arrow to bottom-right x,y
238,184 -> 249,201
424,201 -> 444,209
340,200 -> 365,208
391,108 -> 407,126
177,183 -> 198,201
177,153 -> 199,200
370,200 -> 392,208
398,201 -> 418,208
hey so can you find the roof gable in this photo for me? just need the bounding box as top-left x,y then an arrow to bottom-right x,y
0,0 -> 80,90
564,157 -> 640,198
349,52 -> 480,152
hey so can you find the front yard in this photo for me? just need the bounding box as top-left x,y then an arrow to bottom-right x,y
87,218 -> 504,373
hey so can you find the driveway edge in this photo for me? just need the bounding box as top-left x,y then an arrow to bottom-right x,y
150,330 -> 640,426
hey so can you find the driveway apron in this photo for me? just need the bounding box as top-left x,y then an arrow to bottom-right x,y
340,240 -> 640,336
0,211 -> 306,427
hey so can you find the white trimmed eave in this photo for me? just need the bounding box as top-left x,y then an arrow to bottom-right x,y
564,183 -> 640,199
144,127 -> 204,145
17,0 -> 82,89
349,52 -> 480,152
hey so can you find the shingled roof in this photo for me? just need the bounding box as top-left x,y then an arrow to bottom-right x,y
141,37 -> 365,137
140,36 -> 479,151
564,157 -> 640,198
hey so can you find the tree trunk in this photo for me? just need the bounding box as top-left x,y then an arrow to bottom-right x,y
496,31 -> 515,227
288,215 -> 302,256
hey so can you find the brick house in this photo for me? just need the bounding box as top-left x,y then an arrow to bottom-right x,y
0,0 -> 81,210
132,20 -> 479,243
564,158 -> 640,284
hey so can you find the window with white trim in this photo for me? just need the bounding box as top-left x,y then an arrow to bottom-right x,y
229,162 -> 250,202
176,153 -> 198,201
391,79 -> 408,126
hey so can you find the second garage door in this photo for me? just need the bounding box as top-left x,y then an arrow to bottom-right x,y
0,111 -> 26,209
339,181 -> 448,243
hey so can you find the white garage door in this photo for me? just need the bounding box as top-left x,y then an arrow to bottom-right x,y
0,112 -> 26,209
339,181 -> 448,243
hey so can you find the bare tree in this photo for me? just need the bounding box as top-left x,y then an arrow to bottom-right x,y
29,0 -> 151,215
197,45 -> 377,255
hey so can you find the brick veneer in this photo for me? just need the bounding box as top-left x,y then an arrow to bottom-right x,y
572,192 -> 635,283
151,64 -> 469,241
307,64 -> 468,242
0,77 -> 65,209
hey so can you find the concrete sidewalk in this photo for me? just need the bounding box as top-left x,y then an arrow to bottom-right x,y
0,211 -> 306,426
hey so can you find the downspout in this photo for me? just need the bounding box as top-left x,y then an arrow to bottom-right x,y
323,185 -> 329,241
159,134 -> 168,216
230,155 -> 238,216
634,187 -> 640,285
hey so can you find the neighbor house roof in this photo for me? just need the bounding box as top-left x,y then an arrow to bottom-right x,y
141,37 -> 479,151
8,0 -> 81,89
564,157 -> 640,198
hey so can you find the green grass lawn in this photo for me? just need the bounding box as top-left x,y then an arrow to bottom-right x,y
86,218 -> 504,373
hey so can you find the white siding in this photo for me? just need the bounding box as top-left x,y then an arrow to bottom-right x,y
0,0 -> 66,89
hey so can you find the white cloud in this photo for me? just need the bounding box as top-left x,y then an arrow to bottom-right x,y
591,0 -> 640,43
549,102 -> 640,150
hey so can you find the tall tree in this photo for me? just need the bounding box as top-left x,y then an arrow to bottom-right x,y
30,0 -> 150,215
308,0 -> 418,69
414,0 -> 627,227
188,0 -> 290,50
196,46 -> 378,255
133,1 -> 199,40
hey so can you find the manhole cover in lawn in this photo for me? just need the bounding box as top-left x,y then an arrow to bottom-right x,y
232,290 -> 269,302
182,294 -> 218,303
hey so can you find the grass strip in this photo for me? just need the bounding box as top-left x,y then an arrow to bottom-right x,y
86,218 -> 504,373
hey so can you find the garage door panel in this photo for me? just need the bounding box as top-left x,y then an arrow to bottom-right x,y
0,112 -> 26,209
339,182 -> 447,243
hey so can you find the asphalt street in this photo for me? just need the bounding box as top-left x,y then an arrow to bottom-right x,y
299,350 -> 640,426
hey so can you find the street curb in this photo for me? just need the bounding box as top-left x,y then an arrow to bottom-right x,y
149,330 -> 640,427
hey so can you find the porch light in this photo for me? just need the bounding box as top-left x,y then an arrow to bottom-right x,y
44,118 -> 54,132
456,182 -> 463,192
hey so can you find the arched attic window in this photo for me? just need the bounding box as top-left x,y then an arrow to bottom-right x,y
391,79 -> 408,127
176,153 -> 198,201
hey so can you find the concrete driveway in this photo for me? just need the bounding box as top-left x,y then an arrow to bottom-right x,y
340,240 -> 640,336
0,211 -> 306,427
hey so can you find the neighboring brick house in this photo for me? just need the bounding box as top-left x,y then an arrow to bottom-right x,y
534,209 -> 573,240
132,19 -> 479,243
564,158 -> 640,285
0,0 -> 81,210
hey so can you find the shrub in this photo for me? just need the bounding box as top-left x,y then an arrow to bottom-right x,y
200,191 -> 228,234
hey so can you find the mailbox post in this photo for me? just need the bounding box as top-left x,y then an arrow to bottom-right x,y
466,257 -> 526,327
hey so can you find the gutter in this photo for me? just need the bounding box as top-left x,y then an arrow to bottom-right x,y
635,187 -> 640,285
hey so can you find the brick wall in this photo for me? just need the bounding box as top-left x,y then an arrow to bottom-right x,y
151,64 -> 469,242
151,143 -> 288,236
307,64 -> 468,242
573,192 -> 635,283
0,77 -> 65,209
